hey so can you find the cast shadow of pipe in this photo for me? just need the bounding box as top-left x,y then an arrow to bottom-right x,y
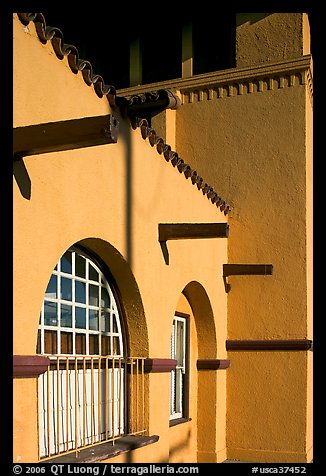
159,429 -> 192,463
159,241 -> 169,266
13,159 -> 31,200
122,430 -> 192,464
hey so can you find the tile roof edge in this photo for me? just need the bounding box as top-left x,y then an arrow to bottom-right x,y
132,117 -> 231,216
16,13 -> 117,107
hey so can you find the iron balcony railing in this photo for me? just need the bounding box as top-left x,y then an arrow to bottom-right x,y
38,356 -> 146,461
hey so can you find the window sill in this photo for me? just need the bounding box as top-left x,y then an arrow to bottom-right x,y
169,417 -> 192,427
41,435 -> 159,463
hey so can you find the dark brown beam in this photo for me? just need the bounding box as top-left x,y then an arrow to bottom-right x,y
226,339 -> 313,351
223,264 -> 273,276
159,223 -> 229,242
13,355 -> 50,378
197,359 -> 231,370
13,114 -> 119,159
143,358 -> 177,373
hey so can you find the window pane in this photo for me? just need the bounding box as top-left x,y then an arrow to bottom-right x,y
101,310 -> 110,333
176,321 -> 185,367
44,330 -> 57,354
75,307 -> 86,329
44,301 -> 58,326
112,314 -> 118,333
61,332 -> 73,354
89,264 -> 99,282
170,324 -> 175,359
89,284 -> 99,306
36,329 -> 41,354
61,251 -> 72,274
89,335 -> 99,355
75,254 -> 86,278
61,277 -> 72,301
170,369 -> 176,413
45,275 -> 57,299
101,287 -> 110,308
75,334 -> 86,354
101,335 -> 110,355
175,368 -> 183,413
75,280 -> 86,304
112,337 -> 120,356
89,309 -> 99,331
61,304 -> 72,328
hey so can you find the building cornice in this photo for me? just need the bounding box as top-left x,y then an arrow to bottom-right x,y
118,55 -> 313,105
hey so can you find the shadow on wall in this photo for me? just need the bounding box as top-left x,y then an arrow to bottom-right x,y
13,159 -> 31,200
13,108 -> 134,269
167,429 -> 192,462
236,13 -> 271,26
123,113 -> 133,268
120,430 -> 192,463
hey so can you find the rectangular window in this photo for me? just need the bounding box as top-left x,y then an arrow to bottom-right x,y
170,314 -> 188,421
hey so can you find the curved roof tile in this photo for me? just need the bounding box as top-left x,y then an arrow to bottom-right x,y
17,13 -> 117,106
133,117 -> 231,215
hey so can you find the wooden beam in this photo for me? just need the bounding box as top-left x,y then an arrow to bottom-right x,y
197,359 -> 231,370
13,114 -> 119,159
13,355 -> 50,378
143,358 -> 177,373
223,264 -> 273,276
226,339 -> 313,351
159,223 -> 229,242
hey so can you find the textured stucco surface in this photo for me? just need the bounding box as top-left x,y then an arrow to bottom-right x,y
13,12 -> 312,464
236,13 -> 309,67
13,14 -> 227,463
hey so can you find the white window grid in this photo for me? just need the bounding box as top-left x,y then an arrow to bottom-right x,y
38,249 -> 124,357
170,315 -> 186,420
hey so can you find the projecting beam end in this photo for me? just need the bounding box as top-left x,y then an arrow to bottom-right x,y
223,264 -> 273,276
222,264 -> 273,293
158,223 -> 229,242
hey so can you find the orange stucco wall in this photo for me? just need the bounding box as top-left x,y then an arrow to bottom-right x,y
117,12 -> 313,464
13,14 -> 228,463
13,12 -> 313,464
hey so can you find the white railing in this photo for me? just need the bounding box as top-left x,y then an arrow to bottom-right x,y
38,356 -> 146,461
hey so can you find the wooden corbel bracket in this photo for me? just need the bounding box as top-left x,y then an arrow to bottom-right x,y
13,114 -> 119,160
159,223 -> 229,242
158,223 -> 229,265
223,264 -> 273,293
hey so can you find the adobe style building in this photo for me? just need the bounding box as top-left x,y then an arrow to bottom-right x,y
13,12 -> 313,463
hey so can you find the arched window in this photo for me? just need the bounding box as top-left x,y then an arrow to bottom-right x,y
36,247 -> 134,460
37,247 -> 124,357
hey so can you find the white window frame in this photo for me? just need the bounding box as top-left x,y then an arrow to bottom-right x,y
37,247 -> 125,458
37,248 -> 124,357
170,314 -> 187,421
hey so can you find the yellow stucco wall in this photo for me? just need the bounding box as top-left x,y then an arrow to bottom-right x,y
13,12 -> 312,464
13,14 -> 228,463
226,352 -> 309,463
173,13 -> 313,464
236,13 -> 310,67
176,84 -> 309,340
